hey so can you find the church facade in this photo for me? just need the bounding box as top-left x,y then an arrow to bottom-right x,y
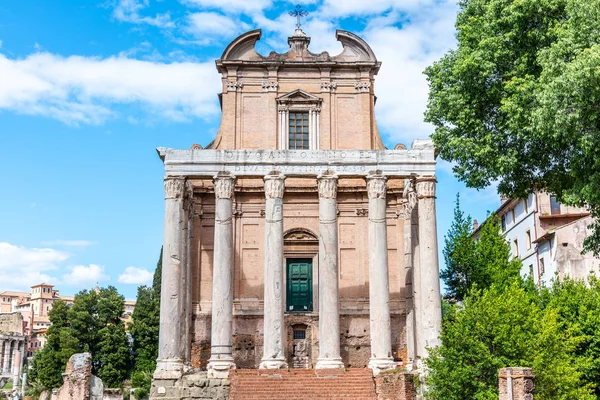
153,27 -> 442,387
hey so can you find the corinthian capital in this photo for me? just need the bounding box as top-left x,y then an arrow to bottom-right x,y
366,171 -> 387,199
264,171 -> 286,199
164,177 -> 186,200
415,177 -> 436,199
213,172 -> 236,199
317,171 -> 338,199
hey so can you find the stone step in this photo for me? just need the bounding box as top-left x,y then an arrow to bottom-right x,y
229,368 -> 377,400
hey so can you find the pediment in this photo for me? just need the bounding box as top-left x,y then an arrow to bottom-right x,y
284,228 -> 318,243
277,89 -> 322,104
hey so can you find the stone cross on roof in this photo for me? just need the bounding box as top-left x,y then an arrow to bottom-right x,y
289,5 -> 309,29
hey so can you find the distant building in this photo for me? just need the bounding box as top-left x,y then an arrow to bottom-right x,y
0,283 -> 135,358
473,192 -> 599,286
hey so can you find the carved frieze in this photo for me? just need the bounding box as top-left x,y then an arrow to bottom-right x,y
366,173 -> 387,199
355,208 -> 368,216
213,172 -> 236,199
320,81 -> 337,93
264,172 -> 286,199
415,177 -> 436,199
354,81 -> 372,93
277,104 -> 289,112
226,80 -> 243,92
164,177 -> 185,199
262,80 -> 279,92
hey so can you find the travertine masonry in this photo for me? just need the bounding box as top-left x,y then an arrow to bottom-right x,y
153,26 -> 442,399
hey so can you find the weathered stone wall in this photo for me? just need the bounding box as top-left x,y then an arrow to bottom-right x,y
192,313 -> 406,369
151,372 -> 229,400
0,313 -> 23,334
54,353 -> 94,400
374,370 -> 416,400
498,367 -> 535,400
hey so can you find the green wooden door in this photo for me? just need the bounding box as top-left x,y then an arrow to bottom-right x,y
287,259 -> 313,312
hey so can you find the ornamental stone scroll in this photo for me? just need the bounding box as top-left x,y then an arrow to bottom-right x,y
366,172 -> 387,199
264,171 -> 286,199
415,177 -> 436,199
318,172 -> 338,199
214,172 -> 236,199
164,177 -> 186,200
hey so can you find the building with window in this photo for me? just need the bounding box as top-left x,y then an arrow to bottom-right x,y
474,192 -> 598,286
0,283 -> 135,357
152,26 -> 443,400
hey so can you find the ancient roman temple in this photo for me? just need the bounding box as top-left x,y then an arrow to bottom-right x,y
151,26 -> 442,400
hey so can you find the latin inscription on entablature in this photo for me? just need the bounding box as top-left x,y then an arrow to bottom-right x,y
158,146 -> 437,178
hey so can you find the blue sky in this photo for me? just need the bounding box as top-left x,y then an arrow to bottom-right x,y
0,0 -> 499,299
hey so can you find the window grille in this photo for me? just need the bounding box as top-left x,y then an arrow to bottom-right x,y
288,112 -> 310,150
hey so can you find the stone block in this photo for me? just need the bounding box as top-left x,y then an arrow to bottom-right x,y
498,367 -> 535,400
374,369 -> 416,400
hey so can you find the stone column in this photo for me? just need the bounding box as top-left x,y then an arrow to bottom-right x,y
12,347 -> 22,387
400,180 -> 418,368
260,171 -> 288,369
0,340 -> 8,373
316,172 -> 344,369
155,177 -> 186,379
366,172 -> 395,374
184,182 -> 194,365
207,171 -> 236,378
416,177 -> 442,356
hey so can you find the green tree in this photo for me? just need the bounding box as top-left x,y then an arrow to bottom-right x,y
130,249 -> 162,399
473,214 -> 522,291
152,247 -> 162,299
96,287 -> 131,387
424,0 -> 600,254
426,282 -> 593,400
28,301 -> 80,389
441,194 -> 476,300
29,287 -> 132,391
542,277 -> 600,398
130,286 -> 159,373
441,195 -> 521,300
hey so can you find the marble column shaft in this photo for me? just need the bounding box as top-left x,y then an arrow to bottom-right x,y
260,172 -> 288,369
156,177 -> 185,378
316,173 -> 344,369
184,186 -> 194,364
416,177 -> 442,356
2,340 -> 11,372
208,172 -> 236,377
366,172 -> 395,374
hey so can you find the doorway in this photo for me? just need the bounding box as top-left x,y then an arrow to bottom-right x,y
286,258 -> 313,312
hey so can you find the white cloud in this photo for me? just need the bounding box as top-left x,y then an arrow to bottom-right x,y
186,12 -> 239,38
0,242 -> 68,291
61,264 -> 110,287
361,0 -> 459,144
322,0 -> 434,16
41,240 -> 96,247
0,52 -> 221,124
113,0 -> 174,28
118,266 -> 154,284
182,0 -> 272,13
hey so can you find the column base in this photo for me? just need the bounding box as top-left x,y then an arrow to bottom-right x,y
153,358 -> 184,380
259,358 -> 288,370
368,358 -> 397,376
315,358 -> 345,369
207,358 -> 236,379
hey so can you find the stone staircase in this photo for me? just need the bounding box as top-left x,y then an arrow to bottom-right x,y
229,368 -> 377,400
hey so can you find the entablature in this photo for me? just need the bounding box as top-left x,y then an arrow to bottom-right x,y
157,140 -> 436,178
